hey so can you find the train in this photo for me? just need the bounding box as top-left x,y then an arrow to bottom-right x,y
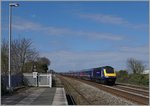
61,66 -> 116,85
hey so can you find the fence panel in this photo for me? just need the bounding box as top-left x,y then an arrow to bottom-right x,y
38,74 -> 52,87
23,73 -> 38,86
1,74 -> 23,93
23,73 -> 52,87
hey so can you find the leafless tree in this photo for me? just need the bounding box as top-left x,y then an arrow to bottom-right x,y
127,58 -> 145,74
1,38 -> 39,74
1,39 -> 9,75
11,38 -> 39,73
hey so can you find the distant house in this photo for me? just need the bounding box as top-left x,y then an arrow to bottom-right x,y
143,70 -> 149,74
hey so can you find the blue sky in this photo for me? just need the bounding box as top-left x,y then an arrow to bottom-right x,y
2,1 -> 149,72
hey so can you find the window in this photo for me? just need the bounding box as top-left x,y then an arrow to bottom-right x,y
106,69 -> 114,73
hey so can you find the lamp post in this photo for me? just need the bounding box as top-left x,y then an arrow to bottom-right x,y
8,3 -> 19,92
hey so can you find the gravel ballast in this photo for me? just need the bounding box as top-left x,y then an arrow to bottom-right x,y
62,76 -> 136,105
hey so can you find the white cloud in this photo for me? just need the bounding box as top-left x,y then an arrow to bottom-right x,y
79,13 -> 147,30
12,17 -> 42,30
80,14 -> 128,25
41,46 -> 148,72
120,46 -> 149,54
11,17 -> 148,72
44,27 -> 70,35
13,21 -> 41,31
77,32 -> 123,41
12,16 -> 123,41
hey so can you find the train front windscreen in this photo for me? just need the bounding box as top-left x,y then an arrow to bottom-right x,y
105,69 -> 114,73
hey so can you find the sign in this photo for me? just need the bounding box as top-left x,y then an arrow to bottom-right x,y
33,72 -> 38,78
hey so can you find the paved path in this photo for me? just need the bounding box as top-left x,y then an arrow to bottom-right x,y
1,87 -> 57,105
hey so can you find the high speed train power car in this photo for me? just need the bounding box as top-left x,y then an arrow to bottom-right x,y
62,66 -> 116,85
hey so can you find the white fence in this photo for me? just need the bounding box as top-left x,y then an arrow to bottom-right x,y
38,73 -> 52,87
23,73 -> 52,88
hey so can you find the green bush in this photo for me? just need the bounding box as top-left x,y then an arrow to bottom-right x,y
128,74 -> 149,86
116,70 -> 129,83
116,70 -> 149,87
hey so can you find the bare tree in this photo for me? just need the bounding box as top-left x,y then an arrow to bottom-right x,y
1,39 -> 9,75
1,38 -> 39,74
127,58 -> 145,74
11,38 -> 39,73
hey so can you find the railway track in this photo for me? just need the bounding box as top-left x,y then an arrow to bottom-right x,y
116,82 -> 149,90
59,76 -> 92,105
53,75 -> 76,105
62,76 -> 149,105
114,84 -> 149,97
61,78 -> 76,105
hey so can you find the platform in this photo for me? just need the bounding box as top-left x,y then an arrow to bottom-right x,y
1,87 -> 68,105
52,88 -> 68,105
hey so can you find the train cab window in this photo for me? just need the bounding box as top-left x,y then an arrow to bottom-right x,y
105,69 -> 114,73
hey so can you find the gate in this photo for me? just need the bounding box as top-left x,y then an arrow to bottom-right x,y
23,73 -> 52,88
38,73 -> 52,87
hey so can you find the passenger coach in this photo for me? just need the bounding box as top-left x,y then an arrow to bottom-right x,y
63,66 -> 116,85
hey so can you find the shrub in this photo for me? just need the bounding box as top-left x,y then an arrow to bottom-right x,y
116,70 -> 129,83
117,72 -> 149,87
